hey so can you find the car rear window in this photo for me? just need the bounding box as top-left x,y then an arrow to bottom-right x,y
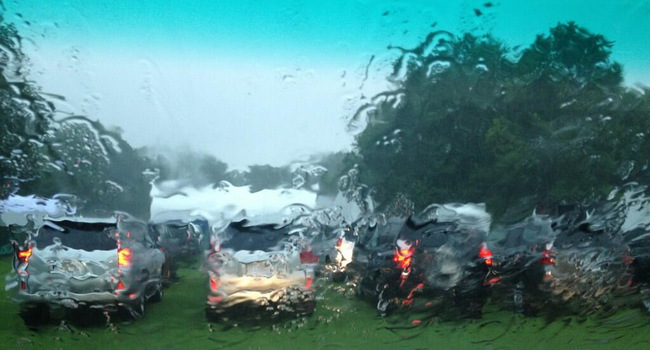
151,223 -> 187,240
34,221 -> 118,251
220,221 -> 292,251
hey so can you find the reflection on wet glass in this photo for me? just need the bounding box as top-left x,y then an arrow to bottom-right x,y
2,1 -> 650,349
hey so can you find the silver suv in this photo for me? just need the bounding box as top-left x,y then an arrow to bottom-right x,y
9,214 -> 165,325
205,217 -> 317,322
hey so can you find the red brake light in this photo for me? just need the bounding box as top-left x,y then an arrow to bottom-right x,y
17,246 -> 32,263
118,248 -> 132,267
540,249 -> 555,265
210,277 -> 219,291
478,244 -> 493,266
393,246 -> 414,270
300,250 -> 319,264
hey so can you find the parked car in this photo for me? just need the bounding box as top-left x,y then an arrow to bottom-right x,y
205,216 -> 316,322
488,214 -> 559,315
9,213 -> 165,326
490,204 -> 636,316
627,227 -> 650,312
547,205 -> 637,316
149,219 -> 203,284
351,203 -> 495,318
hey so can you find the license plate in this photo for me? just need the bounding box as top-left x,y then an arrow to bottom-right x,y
245,262 -> 273,278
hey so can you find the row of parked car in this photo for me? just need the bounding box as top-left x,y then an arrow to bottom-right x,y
7,201 -> 650,326
348,203 -> 648,319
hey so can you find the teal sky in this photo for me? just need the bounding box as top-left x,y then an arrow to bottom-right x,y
4,0 -> 650,168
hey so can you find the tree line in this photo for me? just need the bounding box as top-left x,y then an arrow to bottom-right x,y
3,15 -> 649,221
341,22 -> 650,219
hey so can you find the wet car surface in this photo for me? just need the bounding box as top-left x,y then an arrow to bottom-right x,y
205,217 -> 316,322
9,214 -> 165,325
351,203 -> 494,318
1,1 -> 650,349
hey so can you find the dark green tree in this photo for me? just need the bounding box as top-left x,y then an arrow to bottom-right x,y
351,22 -> 648,218
0,14 -> 52,198
1,14 -> 153,218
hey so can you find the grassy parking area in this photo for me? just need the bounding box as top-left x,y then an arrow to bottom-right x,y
1,255 -> 649,350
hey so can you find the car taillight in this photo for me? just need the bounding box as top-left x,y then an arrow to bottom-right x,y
478,243 -> 493,266
17,246 -> 33,264
393,244 -> 414,270
299,250 -> 319,264
118,248 -> 132,267
210,276 -> 219,291
540,249 -> 555,265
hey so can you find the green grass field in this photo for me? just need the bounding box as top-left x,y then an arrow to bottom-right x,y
2,255 -> 649,350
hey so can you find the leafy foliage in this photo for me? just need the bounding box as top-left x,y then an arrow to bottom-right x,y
0,15 -> 152,218
0,15 -> 52,198
351,22 -> 650,217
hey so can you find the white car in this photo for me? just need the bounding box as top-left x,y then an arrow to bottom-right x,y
9,214 -> 165,326
205,217 -> 316,322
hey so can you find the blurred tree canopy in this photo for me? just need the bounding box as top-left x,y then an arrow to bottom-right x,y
0,14 -> 52,198
349,22 -> 650,218
0,15 -> 151,218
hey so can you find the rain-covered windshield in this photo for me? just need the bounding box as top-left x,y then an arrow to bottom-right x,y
2,0 -> 650,348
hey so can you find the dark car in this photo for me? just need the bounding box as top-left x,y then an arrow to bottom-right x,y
149,220 -> 203,284
205,216 -> 316,323
548,206 -> 637,316
626,227 -> 650,312
490,204 -> 636,316
488,214 -> 559,315
8,214 -> 165,326
351,203 -> 495,318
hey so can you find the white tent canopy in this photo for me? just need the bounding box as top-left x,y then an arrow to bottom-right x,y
149,181 -> 318,225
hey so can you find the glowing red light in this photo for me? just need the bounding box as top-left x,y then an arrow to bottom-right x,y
411,319 -> 422,325
299,250 -> 319,264
305,276 -> 313,290
478,244 -> 493,266
540,249 -> 555,265
486,276 -> 502,285
210,277 -> 219,291
17,247 -> 32,263
116,280 -> 125,290
118,248 -> 132,267
539,257 -> 555,265
393,246 -> 414,270
478,245 -> 492,258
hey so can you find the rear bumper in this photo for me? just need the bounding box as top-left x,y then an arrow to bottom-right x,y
14,288 -> 145,310
15,290 -> 118,309
206,287 -> 315,322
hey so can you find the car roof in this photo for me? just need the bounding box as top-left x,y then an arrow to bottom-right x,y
44,216 -> 117,225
